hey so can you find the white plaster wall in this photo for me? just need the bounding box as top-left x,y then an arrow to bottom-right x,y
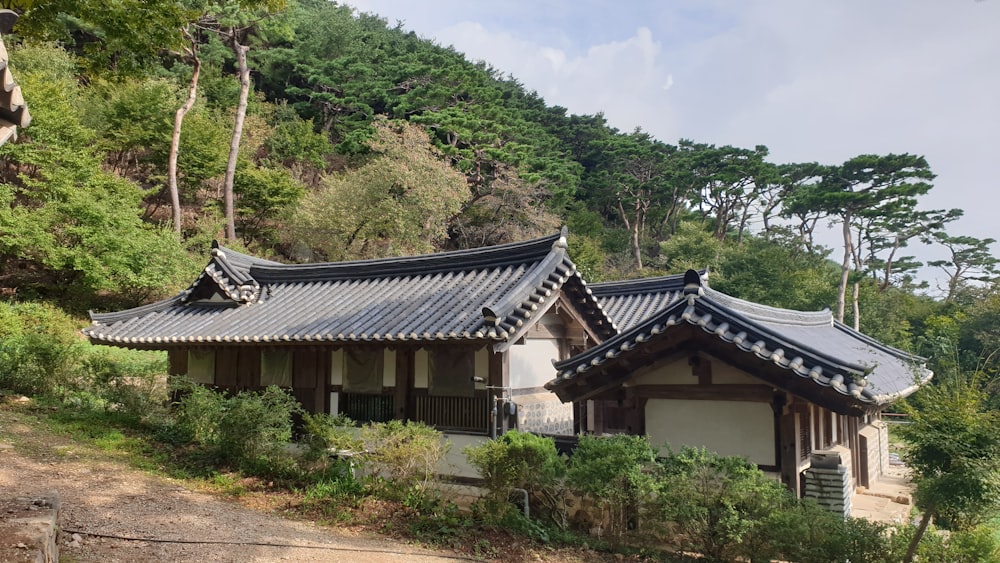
383,349 -> 396,387
330,349 -> 343,386
711,362 -> 762,384
646,399 -> 775,466
509,338 -> 560,389
440,433 -> 491,479
631,357 -> 692,385
414,349 -> 428,388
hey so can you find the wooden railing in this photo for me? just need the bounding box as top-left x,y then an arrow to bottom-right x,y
340,393 -> 394,424
414,394 -> 490,433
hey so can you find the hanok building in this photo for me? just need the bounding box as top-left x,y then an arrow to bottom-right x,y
0,9 -> 30,146
547,270 -> 931,508
84,231 -> 615,448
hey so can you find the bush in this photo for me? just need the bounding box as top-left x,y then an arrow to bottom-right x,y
465,430 -> 569,527
567,434 -> 658,544
168,384 -> 303,474
655,447 -> 792,562
0,301 -> 83,397
171,383 -> 226,445
216,386 -> 303,467
299,412 -> 362,460
80,345 -> 168,417
359,420 -> 447,499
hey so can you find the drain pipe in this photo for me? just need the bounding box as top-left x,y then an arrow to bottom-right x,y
512,488 -> 529,519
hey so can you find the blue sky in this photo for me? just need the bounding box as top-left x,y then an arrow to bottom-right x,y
346,0 -> 999,292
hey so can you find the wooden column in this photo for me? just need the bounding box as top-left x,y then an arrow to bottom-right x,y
315,348 -> 328,414
779,408 -> 799,496
395,348 -> 413,420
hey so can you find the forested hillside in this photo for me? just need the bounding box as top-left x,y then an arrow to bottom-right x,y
1,0 -> 998,390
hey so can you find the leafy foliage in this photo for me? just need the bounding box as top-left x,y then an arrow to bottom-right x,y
566,434 -> 658,544
287,118 -> 467,260
358,419 -> 447,497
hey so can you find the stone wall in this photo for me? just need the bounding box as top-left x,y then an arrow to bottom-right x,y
858,421 -> 889,488
802,447 -> 854,517
515,392 -> 573,435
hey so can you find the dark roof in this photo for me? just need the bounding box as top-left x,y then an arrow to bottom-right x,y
85,232 -> 617,349
589,271 -> 705,330
547,271 -> 931,411
0,12 -> 30,146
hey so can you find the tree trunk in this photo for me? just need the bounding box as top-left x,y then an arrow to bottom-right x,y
836,216 -> 852,323
223,32 -> 250,242
903,508 -> 934,563
168,49 -> 201,237
852,281 -> 860,331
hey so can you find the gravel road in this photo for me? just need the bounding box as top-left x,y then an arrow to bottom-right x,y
0,409 -> 473,562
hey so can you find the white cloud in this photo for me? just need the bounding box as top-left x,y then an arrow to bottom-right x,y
344,0 -> 1000,285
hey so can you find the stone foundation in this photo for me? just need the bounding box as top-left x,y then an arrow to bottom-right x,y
0,491 -> 60,563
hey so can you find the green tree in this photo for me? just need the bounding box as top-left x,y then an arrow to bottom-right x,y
287,118 -> 468,260
926,233 -> 999,302
784,154 -> 936,329
589,130 -> 676,269
899,372 -> 1000,562
0,44 -> 196,308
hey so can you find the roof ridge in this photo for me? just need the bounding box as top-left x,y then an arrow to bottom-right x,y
251,232 -> 564,283
702,287 -> 833,327
588,271 -> 699,297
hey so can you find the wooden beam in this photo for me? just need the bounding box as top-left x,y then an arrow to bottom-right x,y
624,384 -> 776,403
556,294 -> 605,346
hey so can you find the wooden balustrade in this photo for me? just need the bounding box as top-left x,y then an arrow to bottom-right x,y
340,393 -> 394,423
414,394 -> 490,433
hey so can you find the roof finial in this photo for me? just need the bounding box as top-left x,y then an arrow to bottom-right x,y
682,269 -> 703,297
553,226 -> 568,249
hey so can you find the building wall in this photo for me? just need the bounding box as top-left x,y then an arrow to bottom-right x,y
510,337 -> 573,435
646,398 -> 775,465
858,421 -> 889,488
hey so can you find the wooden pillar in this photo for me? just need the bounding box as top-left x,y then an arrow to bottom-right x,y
315,348 -> 327,415
395,347 -> 413,420
849,416 -> 861,486
779,409 -> 799,496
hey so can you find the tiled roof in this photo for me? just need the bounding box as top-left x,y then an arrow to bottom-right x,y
85,231 -> 617,349
547,271 -> 931,409
589,271 -> 704,330
0,11 -> 30,146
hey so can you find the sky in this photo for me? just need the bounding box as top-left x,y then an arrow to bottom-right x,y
346,0 -> 999,292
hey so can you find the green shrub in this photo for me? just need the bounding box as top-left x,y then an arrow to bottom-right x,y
0,332 -> 79,396
216,386 -> 303,467
0,302 -> 84,397
299,412 -> 362,460
465,430 -> 569,527
655,447 -> 791,561
169,384 -> 303,473
172,383 -> 226,445
80,345 -> 168,417
567,434 -> 658,544
359,420 -> 447,499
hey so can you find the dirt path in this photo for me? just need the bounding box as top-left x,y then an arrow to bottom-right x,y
0,407 -> 472,563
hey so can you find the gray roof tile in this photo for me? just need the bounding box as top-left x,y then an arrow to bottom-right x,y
86,232 -> 616,348
548,271 -> 931,409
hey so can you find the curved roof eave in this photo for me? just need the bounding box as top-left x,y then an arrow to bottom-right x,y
549,285 -> 931,406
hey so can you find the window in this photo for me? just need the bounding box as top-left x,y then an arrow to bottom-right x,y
342,348 -> 383,394
187,350 -> 215,384
261,350 -> 292,387
429,348 -> 474,397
